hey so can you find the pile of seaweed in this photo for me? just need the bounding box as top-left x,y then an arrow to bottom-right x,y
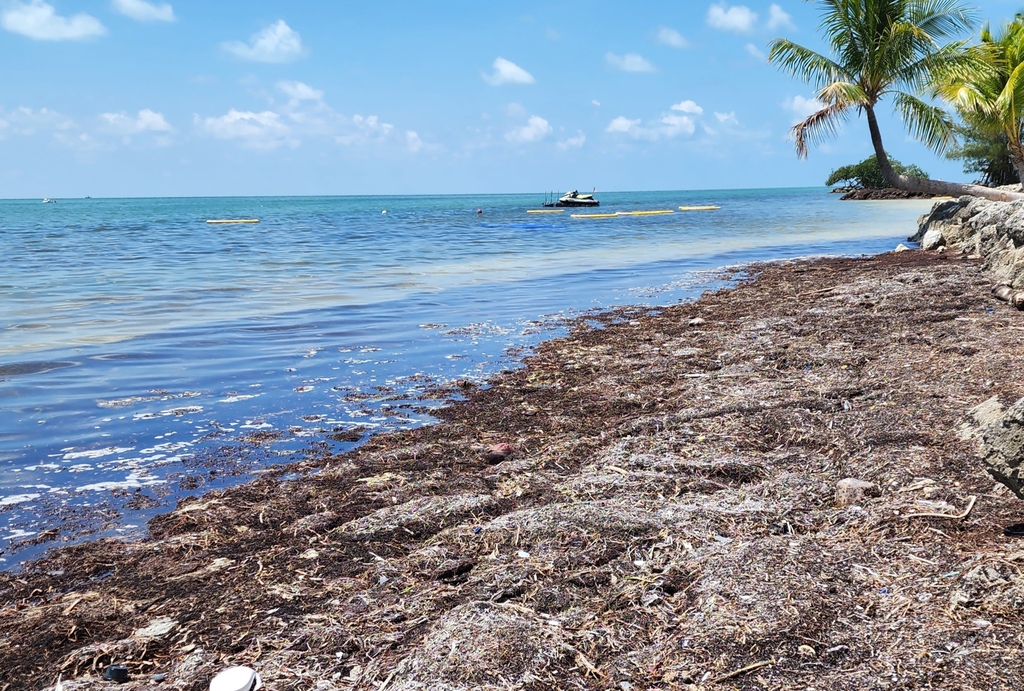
2,251 -> 1024,691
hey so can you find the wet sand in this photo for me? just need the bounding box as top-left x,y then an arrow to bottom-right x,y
2,250 -> 1023,690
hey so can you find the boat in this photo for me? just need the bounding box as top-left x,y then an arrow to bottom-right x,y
42,198 -> 56,204
542,189 -> 600,208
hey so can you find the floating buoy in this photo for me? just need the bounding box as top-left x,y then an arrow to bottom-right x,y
206,219 -> 259,225
477,209 -> 483,214
678,205 -> 721,211
381,210 -> 387,215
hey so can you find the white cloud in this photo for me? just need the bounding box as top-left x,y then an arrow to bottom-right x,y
745,43 -> 766,60
767,3 -> 795,30
557,131 -> 586,150
111,0 -> 174,22
483,57 -> 535,85
195,109 -> 295,149
715,111 -> 739,124
656,26 -> 688,48
707,3 -> 757,33
101,109 -> 172,134
277,80 -> 323,104
1,0 -> 105,41
660,114 -> 695,136
222,20 -> 304,63
671,100 -> 703,115
0,106 -> 74,137
606,116 -> 641,134
606,52 -> 655,73
506,102 -> 527,117
406,130 -> 423,152
783,95 -> 822,122
506,115 -> 552,143
336,115 -> 394,145
592,99 -> 601,107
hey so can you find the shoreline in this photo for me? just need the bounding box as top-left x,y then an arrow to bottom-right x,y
4,248 -> 1024,689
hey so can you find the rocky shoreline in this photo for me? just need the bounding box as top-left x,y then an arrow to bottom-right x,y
4,240 -> 1024,690
838,188 -> 936,201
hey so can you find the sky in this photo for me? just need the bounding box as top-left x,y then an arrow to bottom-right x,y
1,0 -> 1022,198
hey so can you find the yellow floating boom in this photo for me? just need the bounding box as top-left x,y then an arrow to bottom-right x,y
570,212 -> 620,219
617,209 -> 675,216
526,209 -> 565,214
206,219 -> 260,225
678,205 -> 721,211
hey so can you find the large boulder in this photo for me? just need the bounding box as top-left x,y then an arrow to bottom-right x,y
978,397 -> 1024,500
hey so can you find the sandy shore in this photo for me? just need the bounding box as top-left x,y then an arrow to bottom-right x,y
3,250 -> 1024,690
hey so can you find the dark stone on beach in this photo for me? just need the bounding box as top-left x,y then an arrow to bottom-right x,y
484,442 -> 515,464
840,188 -> 934,200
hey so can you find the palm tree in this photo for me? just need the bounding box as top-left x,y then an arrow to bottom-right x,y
769,0 -> 1024,202
935,18 -> 1024,184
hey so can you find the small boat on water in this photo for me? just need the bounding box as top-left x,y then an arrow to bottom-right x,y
542,189 -> 600,208
42,198 -> 56,204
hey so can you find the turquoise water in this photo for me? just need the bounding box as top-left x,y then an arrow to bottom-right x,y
0,188 -> 931,565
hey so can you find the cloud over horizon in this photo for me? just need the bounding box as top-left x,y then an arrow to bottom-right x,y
767,3 -> 795,30
111,0 -> 174,23
101,109 -> 173,135
1,0 -> 106,41
707,3 -> 757,33
482,58 -> 535,85
506,115 -> 551,143
222,20 -> 304,63
656,26 -> 688,48
606,52 -> 655,73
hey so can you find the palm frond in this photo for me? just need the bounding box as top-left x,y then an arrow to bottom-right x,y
893,91 -> 958,152
791,103 -> 851,158
768,39 -> 850,88
907,0 -> 978,40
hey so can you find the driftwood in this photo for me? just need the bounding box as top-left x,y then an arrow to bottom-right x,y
992,285 -> 1024,309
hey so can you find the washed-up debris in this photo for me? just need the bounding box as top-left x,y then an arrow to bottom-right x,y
5,251 -> 1024,690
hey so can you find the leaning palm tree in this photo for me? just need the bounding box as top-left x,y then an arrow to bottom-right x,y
769,0 -> 1024,202
935,18 -> 1024,184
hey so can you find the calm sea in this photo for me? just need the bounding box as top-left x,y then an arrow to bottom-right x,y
0,188 -> 931,566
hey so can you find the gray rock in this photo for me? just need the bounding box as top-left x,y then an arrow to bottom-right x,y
979,397 -> 1024,500
922,227 -> 945,251
835,478 -> 880,507
893,243 -> 911,253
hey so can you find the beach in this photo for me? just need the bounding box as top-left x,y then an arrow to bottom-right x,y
3,244 -> 1023,690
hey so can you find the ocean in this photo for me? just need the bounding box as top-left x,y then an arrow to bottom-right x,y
0,188 -> 932,566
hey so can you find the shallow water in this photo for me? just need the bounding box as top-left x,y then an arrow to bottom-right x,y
0,188 -> 932,566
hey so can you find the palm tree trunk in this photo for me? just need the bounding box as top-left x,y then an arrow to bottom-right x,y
865,106 -> 1024,202
1007,139 -> 1024,190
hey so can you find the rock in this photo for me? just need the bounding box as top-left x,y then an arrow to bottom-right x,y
484,442 -> 515,463
893,243 -> 911,253
835,478 -> 880,507
922,227 -> 945,251
133,617 -> 177,640
688,317 -> 706,327
958,396 -> 1005,441
840,188 -> 933,200
979,397 -> 1024,500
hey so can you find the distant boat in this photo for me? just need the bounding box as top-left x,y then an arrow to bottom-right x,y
42,198 -> 56,204
542,189 -> 600,208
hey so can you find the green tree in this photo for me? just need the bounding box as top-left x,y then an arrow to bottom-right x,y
769,0 -> 1023,202
934,17 -> 1024,184
946,125 -> 1019,186
826,154 -> 928,188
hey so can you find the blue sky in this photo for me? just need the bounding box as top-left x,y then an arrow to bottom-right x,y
1,0 -> 1021,197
